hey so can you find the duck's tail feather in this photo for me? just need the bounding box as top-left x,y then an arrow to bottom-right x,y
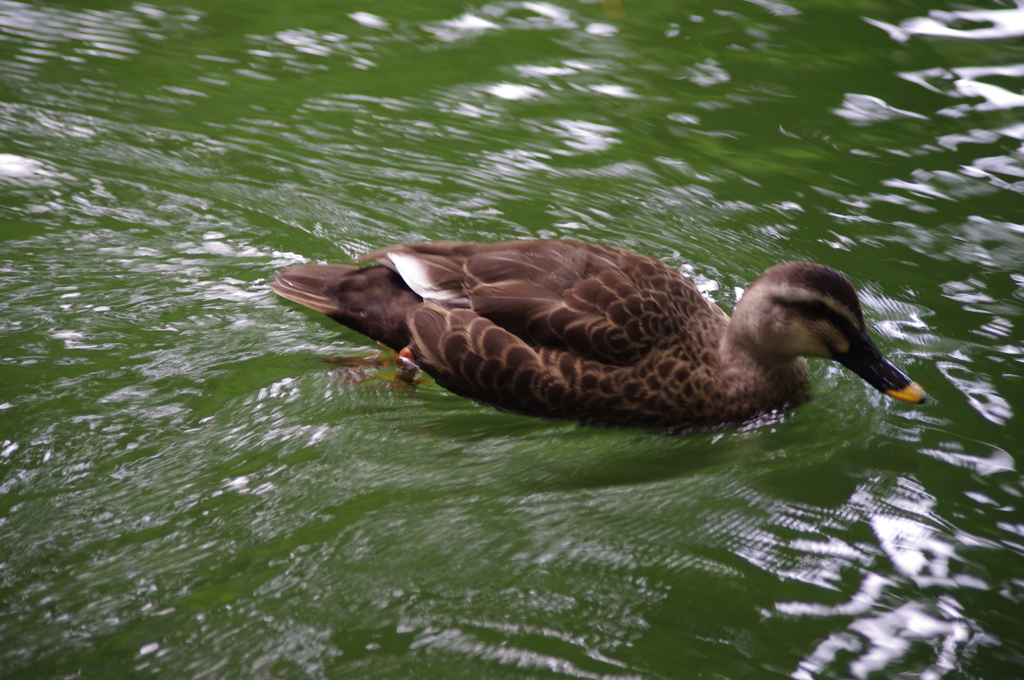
270,264 -> 356,316
270,264 -> 421,351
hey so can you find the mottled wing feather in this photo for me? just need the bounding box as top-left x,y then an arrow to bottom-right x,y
408,303 -> 576,419
362,239 -> 719,368
407,303 -> 701,426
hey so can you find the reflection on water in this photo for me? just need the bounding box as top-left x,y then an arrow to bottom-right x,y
0,0 -> 198,65
866,1 -> 1024,42
2,0 -> 1024,678
833,3 -> 1024,440
781,475 -> 994,680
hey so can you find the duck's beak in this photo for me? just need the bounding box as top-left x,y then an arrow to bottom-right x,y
834,332 -> 926,404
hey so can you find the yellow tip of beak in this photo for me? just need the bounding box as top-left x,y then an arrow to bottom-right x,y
885,382 -> 926,404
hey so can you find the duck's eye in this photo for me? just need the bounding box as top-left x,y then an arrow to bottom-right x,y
811,301 -> 828,316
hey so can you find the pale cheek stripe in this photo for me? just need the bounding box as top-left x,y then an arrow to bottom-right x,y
766,283 -> 860,327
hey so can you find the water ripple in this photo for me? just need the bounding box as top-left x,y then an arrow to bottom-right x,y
2,1 -> 1023,678
866,2 -> 1024,43
0,1 -> 198,70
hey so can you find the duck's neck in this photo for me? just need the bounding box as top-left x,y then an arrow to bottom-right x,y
718,325 -> 810,412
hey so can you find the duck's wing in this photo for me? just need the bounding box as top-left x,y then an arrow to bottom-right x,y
359,239 -> 719,366
403,303 -> 573,419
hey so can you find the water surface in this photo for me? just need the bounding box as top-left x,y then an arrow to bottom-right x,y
2,0 -> 1023,678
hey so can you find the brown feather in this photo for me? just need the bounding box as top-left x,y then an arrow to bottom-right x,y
270,264 -> 420,352
271,239 -> 922,427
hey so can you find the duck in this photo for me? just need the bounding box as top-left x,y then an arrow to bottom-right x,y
269,239 -> 925,428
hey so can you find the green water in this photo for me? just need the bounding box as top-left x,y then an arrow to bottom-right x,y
2,0 -> 1023,677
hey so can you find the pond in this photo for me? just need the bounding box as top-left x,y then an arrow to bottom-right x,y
1,0 -> 1022,678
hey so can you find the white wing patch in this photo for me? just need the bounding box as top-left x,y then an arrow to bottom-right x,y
388,252 -> 469,305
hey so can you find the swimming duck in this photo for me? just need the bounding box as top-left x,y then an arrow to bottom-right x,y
270,239 -> 924,427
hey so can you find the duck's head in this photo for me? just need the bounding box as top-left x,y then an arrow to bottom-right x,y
728,261 -> 925,403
